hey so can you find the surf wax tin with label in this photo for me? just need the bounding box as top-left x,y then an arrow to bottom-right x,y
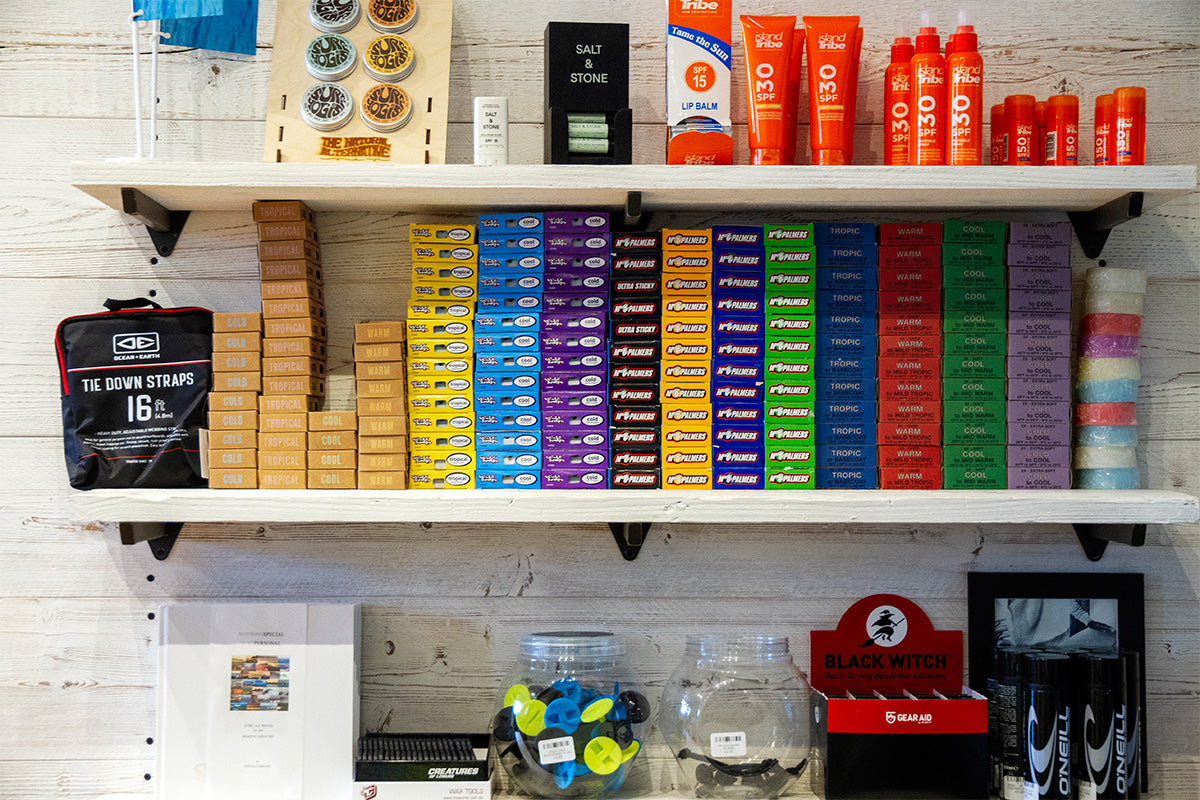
360,83 -> 412,132
309,0 -> 362,33
363,34 -> 415,82
301,82 -> 354,131
367,0 -> 418,33
306,34 -> 357,81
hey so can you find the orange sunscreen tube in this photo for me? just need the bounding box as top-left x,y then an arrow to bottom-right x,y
989,103 -> 1006,164
1114,86 -> 1146,165
844,25 -> 864,164
741,16 -> 796,165
1094,94 -> 1115,165
885,31 -> 915,165
803,16 -> 861,166
946,15 -> 982,165
909,18 -> 945,165
1045,95 -> 1079,166
1005,94 -> 1036,165
783,30 -> 805,164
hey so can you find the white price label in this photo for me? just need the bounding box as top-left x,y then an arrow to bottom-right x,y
538,735 -> 576,765
710,731 -> 747,758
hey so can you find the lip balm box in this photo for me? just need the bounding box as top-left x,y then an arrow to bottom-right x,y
878,265 -> 942,290
544,429 -> 609,449
764,467 -> 815,489
1008,288 -> 1071,314
544,211 -> 610,233
545,272 -> 607,293
1005,243 -> 1071,268
478,213 -> 543,233
816,244 -> 879,267
814,222 -> 875,245
878,466 -> 941,489
815,466 -> 878,489
817,444 -> 877,467
879,223 -> 943,246
878,444 -> 942,468
714,469 -> 765,489
877,421 -> 941,446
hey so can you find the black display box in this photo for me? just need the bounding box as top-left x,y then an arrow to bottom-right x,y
544,22 -> 632,164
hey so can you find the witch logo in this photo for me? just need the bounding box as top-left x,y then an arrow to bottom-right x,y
862,606 -> 908,648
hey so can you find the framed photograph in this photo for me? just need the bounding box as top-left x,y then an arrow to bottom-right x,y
967,571 -> 1146,792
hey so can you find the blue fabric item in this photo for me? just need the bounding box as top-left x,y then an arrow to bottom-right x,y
161,0 -> 258,55
134,0 -> 224,20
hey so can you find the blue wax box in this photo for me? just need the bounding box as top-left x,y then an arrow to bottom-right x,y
476,351 -> 542,371
816,267 -> 880,291
714,313 -> 767,339
816,312 -> 875,335
815,353 -> 878,378
713,226 -> 766,250
473,331 -> 542,352
478,233 -> 546,253
815,422 -> 877,445
474,410 -> 542,430
475,468 -> 543,488
477,212 -> 544,233
814,222 -> 876,245
475,429 -> 543,451
816,377 -> 878,400
476,293 -> 544,312
712,381 -> 765,404
479,273 -> 545,293
473,370 -> 540,391
715,340 -> 768,360
815,399 -> 877,424
714,469 -> 766,489
713,359 -> 765,383
715,295 -> 766,316
815,466 -> 879,488
474,312 -> 539,333
816,444 -> 879,467
816,332 -> 878,357
476,450 -> 545,470
816,289 -> 878,313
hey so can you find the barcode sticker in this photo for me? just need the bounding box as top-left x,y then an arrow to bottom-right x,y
1045,131 -> 1057,163
538,735 -> 576,765
710,730 -> 747,758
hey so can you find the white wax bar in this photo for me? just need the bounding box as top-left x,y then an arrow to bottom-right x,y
1074,446 -> 1138,469
1083,290 -> 1144,315
1085,267 -> 1147,294
1077,357 -> 1140,382
1074,425 -> 1138,448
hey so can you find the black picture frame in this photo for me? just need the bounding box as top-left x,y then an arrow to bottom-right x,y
967,571 -> 1146,793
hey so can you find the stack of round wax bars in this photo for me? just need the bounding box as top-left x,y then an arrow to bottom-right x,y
1074,266 -> 1146,489
494,676 -> 648,796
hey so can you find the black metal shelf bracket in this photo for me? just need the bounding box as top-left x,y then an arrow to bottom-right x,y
1072,523 -> 1147,562
608,522 -> 650,561
623,190 -> 653,231
121,187 -> 190,257
1067,191 -> 1144,260
119,522 -> 183,561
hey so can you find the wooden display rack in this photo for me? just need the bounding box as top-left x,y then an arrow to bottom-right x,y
263,0 -> 452,163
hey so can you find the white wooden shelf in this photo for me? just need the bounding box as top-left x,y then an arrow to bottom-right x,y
71,162 -> 1196,215
69,488 -> 1199,526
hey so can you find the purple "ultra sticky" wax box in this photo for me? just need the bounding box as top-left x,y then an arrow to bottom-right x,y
1008,266 -> 1072,291
1008,288 -> 1072,314
1005,243 -> 1071,268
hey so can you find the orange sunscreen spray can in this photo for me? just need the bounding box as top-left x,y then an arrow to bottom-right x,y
1005,94 -> 1036,165
803,15 -> 862,166
946,11 -> 982,165
1094,94 -> 1115,165
741,15 -> 796,165
885,27 -> 914,165
909,15 -> 945,165
1045,95 -> 1079,165
1114,86 -> 1146,165
989,103 -> 1006,164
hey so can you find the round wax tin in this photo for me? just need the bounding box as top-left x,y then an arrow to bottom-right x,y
360,84 -> 413,132
309,0 -> 361,33
367,0 -> 418,33
305,34 -> 357,81
363,34 -> 415,82
300,82 -> 354,131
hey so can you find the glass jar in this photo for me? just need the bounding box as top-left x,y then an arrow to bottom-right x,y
493,631 -> 650,797
659,635 -> 811,798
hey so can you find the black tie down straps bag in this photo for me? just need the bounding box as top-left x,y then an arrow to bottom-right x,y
56,298 -> 213,489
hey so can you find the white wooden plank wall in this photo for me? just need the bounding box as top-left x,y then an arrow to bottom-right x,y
0,1 -> 1197,796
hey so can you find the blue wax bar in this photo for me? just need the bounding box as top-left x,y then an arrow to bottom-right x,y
1073,425 -> 1138,448
1074,468 -> 1141,489
1076,379 -> 1139,404
714,469 -> 766,489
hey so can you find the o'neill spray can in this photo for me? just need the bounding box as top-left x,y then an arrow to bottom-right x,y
1078,653 -> 1127,799
1024,653 -> 1074,799
998,647 -> 1036,799
1122,650 -> 1141,799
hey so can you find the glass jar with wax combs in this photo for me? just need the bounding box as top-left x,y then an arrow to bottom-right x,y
659,634 -> 811,799
492,631 -> 649,797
